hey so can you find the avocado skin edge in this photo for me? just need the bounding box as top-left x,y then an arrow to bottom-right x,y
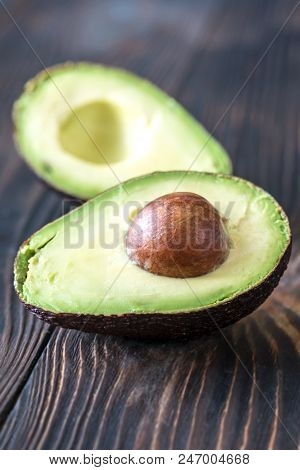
21,240 -> 292,340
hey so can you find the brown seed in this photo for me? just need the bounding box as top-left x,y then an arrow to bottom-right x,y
125,192 -> 230,278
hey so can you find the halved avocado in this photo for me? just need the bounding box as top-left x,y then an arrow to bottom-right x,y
14,171 -> 291,339
13,63 -> 231,199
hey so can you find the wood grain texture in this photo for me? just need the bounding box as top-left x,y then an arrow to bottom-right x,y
0,0 -> 299,449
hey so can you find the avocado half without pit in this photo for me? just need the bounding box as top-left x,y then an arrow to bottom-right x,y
14,171 -> 291,340
13,62 -> 231,200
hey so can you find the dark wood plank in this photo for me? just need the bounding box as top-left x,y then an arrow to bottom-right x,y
0,0 -> 299,449
1,259 -> 299,450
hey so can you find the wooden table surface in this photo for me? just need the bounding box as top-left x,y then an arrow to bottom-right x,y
0,0 -> 299,450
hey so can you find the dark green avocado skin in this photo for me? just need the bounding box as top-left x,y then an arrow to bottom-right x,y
22,241 -> 291,340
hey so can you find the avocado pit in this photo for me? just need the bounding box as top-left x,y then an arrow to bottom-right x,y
126,192 -> 230,278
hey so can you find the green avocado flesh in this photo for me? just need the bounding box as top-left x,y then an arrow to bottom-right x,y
13,63 -> 231,199
15,172 -> 290,316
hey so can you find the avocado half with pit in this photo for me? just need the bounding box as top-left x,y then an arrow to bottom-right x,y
14,171 -> 291,339
13,63 -> 231,200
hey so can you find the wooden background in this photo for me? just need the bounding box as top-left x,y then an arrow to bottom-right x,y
0,0 -> 299,450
